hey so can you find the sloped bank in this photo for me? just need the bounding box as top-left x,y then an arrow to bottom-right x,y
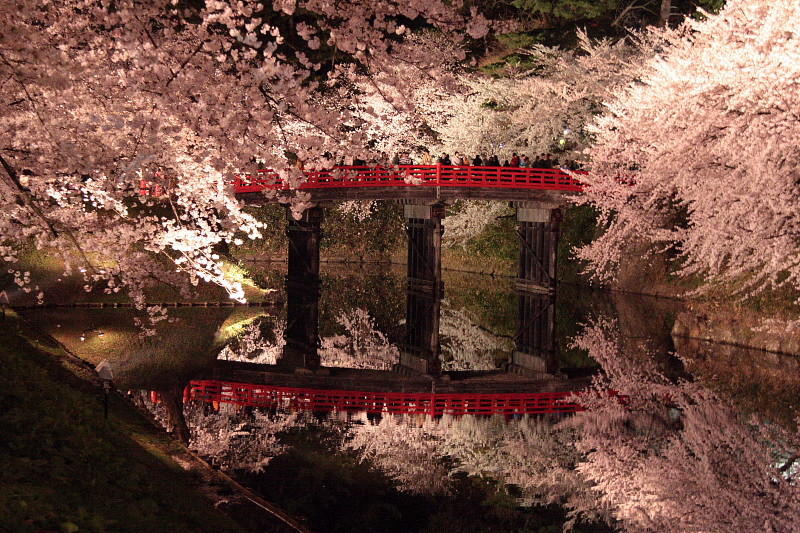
0,310 -> 305,533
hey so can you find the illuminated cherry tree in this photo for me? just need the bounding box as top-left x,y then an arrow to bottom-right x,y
577,0 -> 800,305
443,201 -> 510,248
1,0 -> 486,312
424,31 -> 652,163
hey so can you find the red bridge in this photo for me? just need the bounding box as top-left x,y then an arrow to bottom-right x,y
234,165 -> 584,193
136,165 -> 585,201
185,379 -> 616,417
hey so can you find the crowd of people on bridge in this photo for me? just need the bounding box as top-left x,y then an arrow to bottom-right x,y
388,150 -> 581,170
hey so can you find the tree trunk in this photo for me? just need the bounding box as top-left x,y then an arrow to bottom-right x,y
161,387 -> 191,445
659,0 -> 672,27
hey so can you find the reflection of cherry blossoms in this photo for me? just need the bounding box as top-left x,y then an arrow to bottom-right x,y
569,317 -> 800,533
319,309 -> 399,370
184,402 -> 307,473
343,412 -> 591,511
217,319 -> 285,365
439,302 -> 512,371
344,317 -> 799,532
344,414 -> 452,495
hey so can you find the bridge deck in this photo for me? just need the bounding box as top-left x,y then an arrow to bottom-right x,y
237,186 -> 572,204
201,361 -> 590,394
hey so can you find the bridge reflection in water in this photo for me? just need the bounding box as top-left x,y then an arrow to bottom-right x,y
168,189 -> 595,419
184,381 -> 605,417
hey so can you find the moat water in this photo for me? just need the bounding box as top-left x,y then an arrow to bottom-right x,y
20,264 -> 799,533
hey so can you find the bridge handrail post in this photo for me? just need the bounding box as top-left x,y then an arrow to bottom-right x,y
435,163 -> 441,185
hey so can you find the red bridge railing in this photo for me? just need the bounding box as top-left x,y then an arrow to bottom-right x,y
232,165 -> 585,194
184,380 -> 615,417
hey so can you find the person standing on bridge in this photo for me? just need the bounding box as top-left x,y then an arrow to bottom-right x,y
438,153 -> 451,165
472,154 -> 483,166
420,150 -> 433,165
520,155 -> 531,167
510,153 -> 520,167
538,154 -> 549,168
398,152 -> 413,165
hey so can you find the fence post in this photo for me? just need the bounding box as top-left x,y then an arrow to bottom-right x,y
435,163 -> 441,185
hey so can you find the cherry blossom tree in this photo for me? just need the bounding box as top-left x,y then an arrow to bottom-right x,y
443,201 -> 510,248
1,0 -> 487,313
576,0 -> 800,304
422,31 -> 652,163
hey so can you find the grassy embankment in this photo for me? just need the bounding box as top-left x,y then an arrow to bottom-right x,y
0,310 -> 248,533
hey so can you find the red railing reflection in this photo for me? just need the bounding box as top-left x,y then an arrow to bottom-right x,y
184,380 -> 619,417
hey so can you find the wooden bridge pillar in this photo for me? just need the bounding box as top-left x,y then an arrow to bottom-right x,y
399,287 -> 443,376
286,206 -> 323,285
510,291 -> 558,377
404,203 -> 445,294
398,203 -> 445,376
516,203 -> 561,294
280,206 -> 323,370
